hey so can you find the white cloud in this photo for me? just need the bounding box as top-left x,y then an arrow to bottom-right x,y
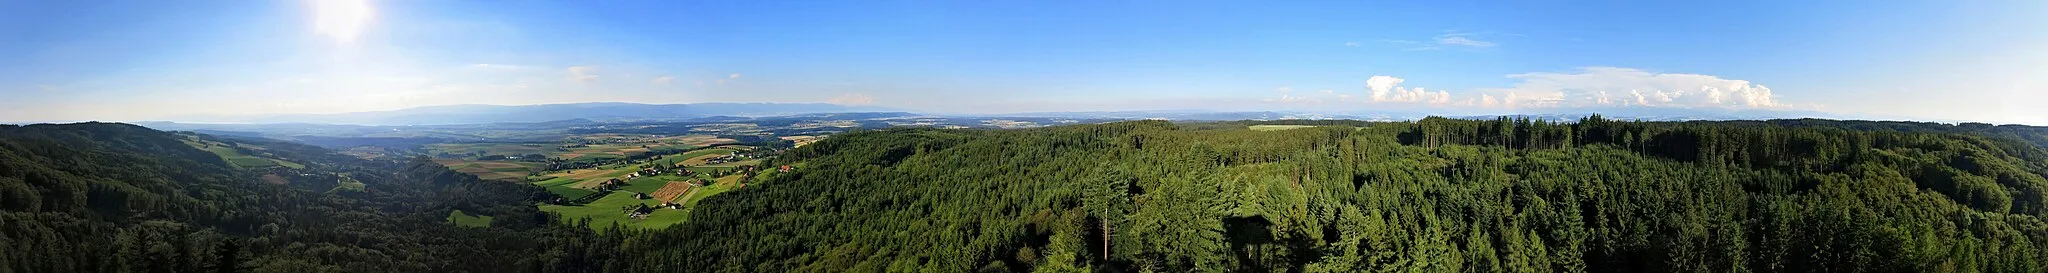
651,76 -> 674,85
1340,67 -> 1787,111
1344,42 -> 1360,46
1435,34 -> 1495,47
567,66 -> 598,83
828,93 -> 873,105
1366,76 -> 1404,101
1362,76 -> 1452,104
729,73 -> 742,79
1480,67 -> 1782,109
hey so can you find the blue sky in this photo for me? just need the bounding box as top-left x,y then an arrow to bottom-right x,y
2,0 -> 2044,124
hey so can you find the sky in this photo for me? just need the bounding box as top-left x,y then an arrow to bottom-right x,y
2,0 -> 2044,124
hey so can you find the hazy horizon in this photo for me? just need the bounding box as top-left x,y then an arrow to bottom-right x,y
4,1 -> 2043,124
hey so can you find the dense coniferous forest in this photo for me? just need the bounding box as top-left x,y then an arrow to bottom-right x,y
622,116 -> 2048,272
7,117 -> 2048,272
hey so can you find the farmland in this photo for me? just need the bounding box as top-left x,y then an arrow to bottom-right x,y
683,175 -> 745,207
538,189 -> 688,230
620,175 -> 690,193
433,159 -> 542,181
530,156 -> 763,231
426,133 -> 739,179
658,147 -> 742,166
649,181 -> 695,202
423,143 -> 551,157
531,176 -> 598,200
779,135 -> 823,147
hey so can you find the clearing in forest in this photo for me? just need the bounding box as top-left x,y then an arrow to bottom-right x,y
189,140 -> 302,169
1249,125 -> 1317,131
446,210 -> 493,228
539,191 -> 688,231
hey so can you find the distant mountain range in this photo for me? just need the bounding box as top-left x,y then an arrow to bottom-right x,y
125,101 -> 1877,127
222,102 -> 902,125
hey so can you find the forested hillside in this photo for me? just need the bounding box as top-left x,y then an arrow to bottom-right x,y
617,116 -> 2048,272
9,118 -> 2048,272
0,123 -> 617,273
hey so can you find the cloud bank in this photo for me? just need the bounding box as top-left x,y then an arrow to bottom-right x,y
1365,76 -> 1451,104
1285,67 -> 1792,111
1484,67 -> 1781,109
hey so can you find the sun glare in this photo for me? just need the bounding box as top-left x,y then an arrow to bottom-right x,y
312,0 -> 372,43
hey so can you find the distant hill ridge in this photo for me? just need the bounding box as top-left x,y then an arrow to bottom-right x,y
241,102 -> 900,125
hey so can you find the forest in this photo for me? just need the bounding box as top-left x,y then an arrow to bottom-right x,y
618,116 -> 2048,272
0,123 -> 620,273
6,116 -> 2048,272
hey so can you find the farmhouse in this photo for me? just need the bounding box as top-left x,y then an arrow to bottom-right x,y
626,205 -> 657,219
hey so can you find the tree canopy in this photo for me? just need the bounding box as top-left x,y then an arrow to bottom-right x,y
620,117 -> 2048,272
7,117 -> 2048,272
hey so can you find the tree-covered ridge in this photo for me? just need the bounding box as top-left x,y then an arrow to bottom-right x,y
618,117 -> 2048,272
0,123 -> 618,273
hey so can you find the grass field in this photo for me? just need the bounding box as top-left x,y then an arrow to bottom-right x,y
684,166 -> 740,174
540,192 -> 689,231
1249,125 -> 1318,131
226,157 -> 281,168
569,153 -> 624,162
705,159 -> 763,167
532,176 -> 599,200
186,139 -> 304,169
677,175 -> 746,207
620,175 -> 689,193
554,138 -> 717,163
435,159 -> 543,181
537,171 -> 751,231
567,169 -> 639,188
447,210 -> 493,228
530,146 -> 750,191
